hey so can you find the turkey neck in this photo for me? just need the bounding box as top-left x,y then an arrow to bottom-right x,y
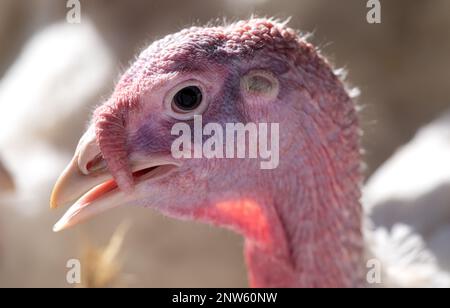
244,104 -> 365,287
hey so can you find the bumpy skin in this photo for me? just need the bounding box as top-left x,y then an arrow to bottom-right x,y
92,18 -> 363,287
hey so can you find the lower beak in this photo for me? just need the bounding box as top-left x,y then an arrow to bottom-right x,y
51,155 -> 128,232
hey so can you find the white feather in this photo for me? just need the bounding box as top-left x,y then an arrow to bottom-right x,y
0,20 -> 114,213
364,111 -> 450,287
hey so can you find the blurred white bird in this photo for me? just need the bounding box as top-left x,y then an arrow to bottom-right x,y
0,157 -> 14,193
364,111 -> 450,287
0,20 -> 115,212
0,19 -> 120,287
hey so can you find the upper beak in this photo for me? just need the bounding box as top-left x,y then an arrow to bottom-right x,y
50,126 -> 179,232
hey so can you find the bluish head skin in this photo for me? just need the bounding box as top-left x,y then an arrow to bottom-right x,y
51,18 -> 363,287
90,20 -> 291,194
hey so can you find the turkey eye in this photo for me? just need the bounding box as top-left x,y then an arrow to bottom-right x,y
172,86 -> 202,112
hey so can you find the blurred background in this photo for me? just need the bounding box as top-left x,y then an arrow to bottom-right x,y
0,0 -> 449,287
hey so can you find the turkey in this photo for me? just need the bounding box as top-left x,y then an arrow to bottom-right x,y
364,110 -> 450,287
0,20 -> 114,211
50,18 -> 450,287
0,20 -> 117,286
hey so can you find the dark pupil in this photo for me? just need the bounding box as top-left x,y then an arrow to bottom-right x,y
174,86 -> 202,110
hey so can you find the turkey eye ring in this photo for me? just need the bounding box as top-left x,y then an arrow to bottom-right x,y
165,80 -> 208,120
172,86 -> 203,112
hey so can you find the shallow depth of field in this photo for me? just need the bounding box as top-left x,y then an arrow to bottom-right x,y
0,0 -> 449,287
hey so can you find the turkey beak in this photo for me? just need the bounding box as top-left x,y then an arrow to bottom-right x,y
50,126 -> 110,210
50,126 -> 125,232
50,125 -> 180,232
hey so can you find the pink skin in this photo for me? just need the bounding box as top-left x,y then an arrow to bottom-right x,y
54,19 -> 364,287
